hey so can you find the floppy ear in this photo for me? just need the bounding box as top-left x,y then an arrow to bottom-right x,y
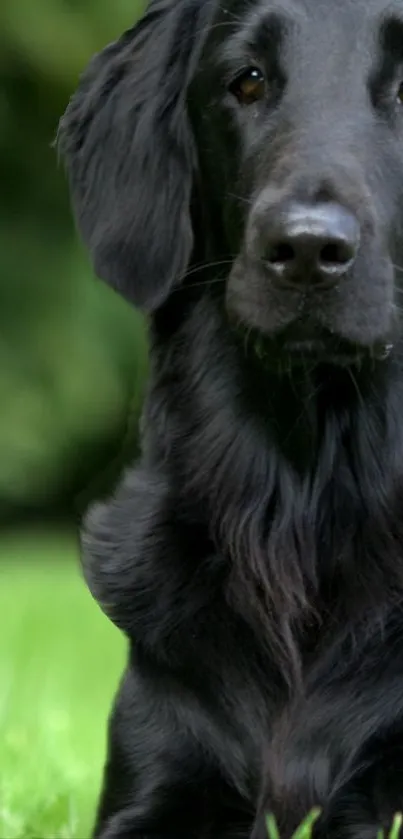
58,0 -> 213,311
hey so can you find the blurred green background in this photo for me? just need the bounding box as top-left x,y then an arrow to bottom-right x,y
0,1 -> 147,836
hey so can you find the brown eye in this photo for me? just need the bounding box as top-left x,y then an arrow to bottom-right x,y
397,81 -> 403,104
229,67 -> 266,106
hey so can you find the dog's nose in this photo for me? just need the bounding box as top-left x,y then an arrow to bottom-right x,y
263,202 -> 360,288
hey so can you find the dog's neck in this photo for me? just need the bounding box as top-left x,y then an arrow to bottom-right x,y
148,294 -> 403,686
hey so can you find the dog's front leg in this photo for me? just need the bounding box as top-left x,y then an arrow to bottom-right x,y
92,666 -> 253,839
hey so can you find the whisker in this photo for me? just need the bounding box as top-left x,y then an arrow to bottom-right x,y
281,380 -> 324,447
227,192 -> 253,206
205,20 -> 241,35
176,276 -> 228,292
243,325 -> 255,358
348,365 -> 365,409
170,258 -> 237,293
219,9 -> 243,22
184,259 -> 235,279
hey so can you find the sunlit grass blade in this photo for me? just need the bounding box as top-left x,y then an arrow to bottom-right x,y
267,811 -> 402,839
291,808 -> 321,839
389,813 -> 403,839
266,814 -> 281,839
266,809 -> 322,839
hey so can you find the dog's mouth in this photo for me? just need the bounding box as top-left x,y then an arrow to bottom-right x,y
247,322 -> 393,370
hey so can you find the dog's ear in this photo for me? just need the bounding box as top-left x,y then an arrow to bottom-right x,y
58,0 -> 213,311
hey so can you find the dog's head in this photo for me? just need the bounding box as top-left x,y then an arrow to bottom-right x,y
59,0 -> 403,367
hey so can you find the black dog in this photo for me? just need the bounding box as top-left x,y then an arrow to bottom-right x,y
59,0 -> 403,836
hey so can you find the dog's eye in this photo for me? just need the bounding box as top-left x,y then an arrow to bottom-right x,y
397,81 -> 403,104
229,67 -> 266,106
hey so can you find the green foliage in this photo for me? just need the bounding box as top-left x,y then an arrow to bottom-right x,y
0,0 -> 147,511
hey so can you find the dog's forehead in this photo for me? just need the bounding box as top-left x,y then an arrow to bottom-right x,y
218,0 -> 403,29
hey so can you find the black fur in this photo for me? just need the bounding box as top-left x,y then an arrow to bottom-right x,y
59,1 -> 403,836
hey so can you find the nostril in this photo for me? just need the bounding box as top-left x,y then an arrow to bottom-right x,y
266,242 -> 296,266
320,241 -> 355,268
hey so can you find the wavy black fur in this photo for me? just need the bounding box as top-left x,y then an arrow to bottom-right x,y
59,1 -> 403,836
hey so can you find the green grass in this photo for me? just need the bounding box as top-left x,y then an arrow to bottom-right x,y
0,530 -> 125,839
266,810 -> 321,839
266,812 -> 403,839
